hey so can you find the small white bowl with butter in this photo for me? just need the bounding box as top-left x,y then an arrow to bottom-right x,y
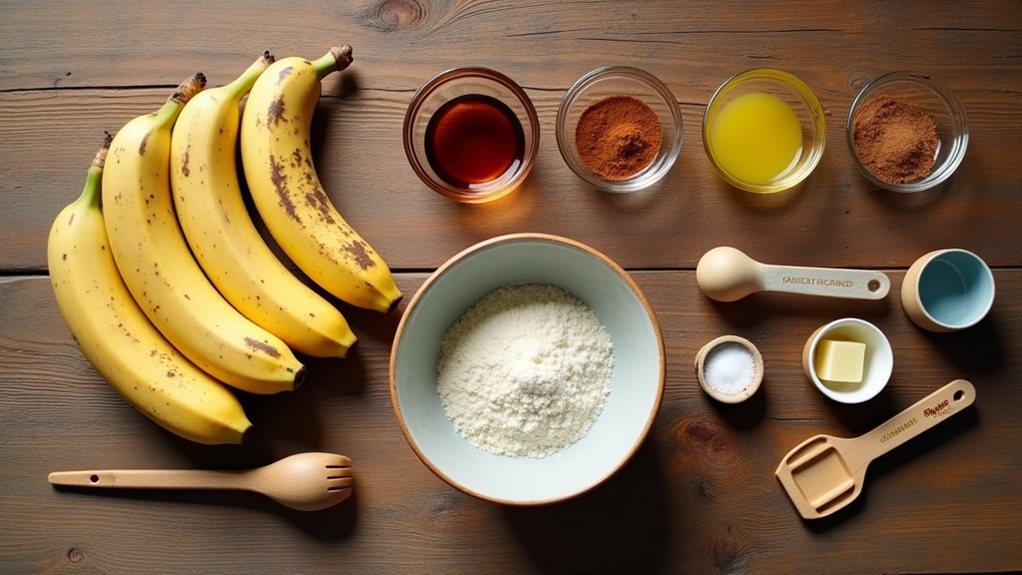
802,318 -> 893,404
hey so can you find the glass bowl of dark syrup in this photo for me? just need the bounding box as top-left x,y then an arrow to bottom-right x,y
403,67 -> 540,204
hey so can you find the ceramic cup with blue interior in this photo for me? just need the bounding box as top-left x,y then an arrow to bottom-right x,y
901,249 -> 996,332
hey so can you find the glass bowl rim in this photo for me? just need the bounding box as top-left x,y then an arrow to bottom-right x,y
844,70 -> 969,193
699,68 -> 825,195
402,66 -> 540,203
701,67 -> 827,194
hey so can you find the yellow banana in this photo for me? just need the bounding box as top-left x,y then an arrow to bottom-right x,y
47,137 -> 251,445
240,45 -> 402,313
171,52 -> 356,358
103,74 -> 304,394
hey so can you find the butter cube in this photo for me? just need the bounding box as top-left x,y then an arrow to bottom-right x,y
814,339 -> 866,384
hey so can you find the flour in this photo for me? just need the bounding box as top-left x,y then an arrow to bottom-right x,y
436,283 -> 614,458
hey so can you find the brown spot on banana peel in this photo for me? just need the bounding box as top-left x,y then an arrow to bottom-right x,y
180,146 -> 190,177
286,148 -> 338,224
291,147 -> 315,171
278,65 -> 294,83
269,155 -> 299,222
268,97 -> 286,128
304,190 -> 336,224
138,130 -> 150,155
244,337 -> 282,358
343,240 -> 376,271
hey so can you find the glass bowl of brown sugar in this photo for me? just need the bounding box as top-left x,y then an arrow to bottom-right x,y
556,66 -> 683,193
846,72 -> 969,193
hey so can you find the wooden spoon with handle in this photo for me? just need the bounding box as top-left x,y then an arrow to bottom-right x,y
48,452 -> 352,511
696,246 -> 891,302
775,379 -> 975,520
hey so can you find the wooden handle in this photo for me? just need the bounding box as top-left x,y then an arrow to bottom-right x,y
759,263 -> 890,300
48,469 -> 250,491
854,379 -> 976,464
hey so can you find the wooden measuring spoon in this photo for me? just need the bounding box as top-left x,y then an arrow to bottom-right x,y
696,246 -> 891,302
775,379 -> 975,520
48,452 -> 352,511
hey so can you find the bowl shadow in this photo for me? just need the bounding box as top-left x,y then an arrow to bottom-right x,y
915,315 -> 1006,375
500,439 -> 670,573
705,381 -> 769,431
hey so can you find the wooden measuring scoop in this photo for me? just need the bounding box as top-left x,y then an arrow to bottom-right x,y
775,379 -> 975,520
696,246 -> 891,302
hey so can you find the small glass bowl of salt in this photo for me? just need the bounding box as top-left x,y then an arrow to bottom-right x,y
694,335 -> 764,404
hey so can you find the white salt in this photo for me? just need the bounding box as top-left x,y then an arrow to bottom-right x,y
703,342 -> 757,396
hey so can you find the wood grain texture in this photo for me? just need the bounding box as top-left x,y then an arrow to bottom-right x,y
2,1 -> 1021,573
2,2 -> 1021,271
1,272 -> 1020,573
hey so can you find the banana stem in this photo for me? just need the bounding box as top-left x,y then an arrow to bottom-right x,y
148,99 -> 181,133
94,132 -> 112,169
224,51 -> 275,99
77,135 -> 112,208
170,72 -> 208,105
311,45 -> 353,80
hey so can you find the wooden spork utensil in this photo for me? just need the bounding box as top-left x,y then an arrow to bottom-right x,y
775,379 -> 975,520
49,452 -> 352,511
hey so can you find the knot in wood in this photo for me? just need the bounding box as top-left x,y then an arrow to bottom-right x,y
369,0 -> 425,31
65,547 -> 85,565
678,418 -> 738,466
710,525 -> 747,572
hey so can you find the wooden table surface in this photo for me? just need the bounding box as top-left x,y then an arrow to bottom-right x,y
2,2 -> 1020,573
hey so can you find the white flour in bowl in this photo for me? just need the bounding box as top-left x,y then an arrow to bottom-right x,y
436,283 -> 614,458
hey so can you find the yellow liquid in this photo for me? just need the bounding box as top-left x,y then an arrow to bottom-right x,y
709,92 -> 803,185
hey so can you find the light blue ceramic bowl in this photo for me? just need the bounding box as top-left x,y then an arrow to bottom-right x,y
389,233 -> 665,505
902,248 -> 995,332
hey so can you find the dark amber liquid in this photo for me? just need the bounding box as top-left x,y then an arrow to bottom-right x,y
425,94 -> 525,189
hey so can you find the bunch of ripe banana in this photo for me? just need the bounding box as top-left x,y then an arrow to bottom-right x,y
47,46 -> 402,444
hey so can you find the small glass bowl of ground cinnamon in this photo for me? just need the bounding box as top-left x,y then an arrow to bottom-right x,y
556,66 -> 683,193
847,72 -> 968,193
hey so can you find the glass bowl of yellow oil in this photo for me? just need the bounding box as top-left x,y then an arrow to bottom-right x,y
702,69 -> 826,194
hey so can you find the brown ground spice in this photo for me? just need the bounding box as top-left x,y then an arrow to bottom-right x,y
852,95 -> 938,184
575,96 -> 662,181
